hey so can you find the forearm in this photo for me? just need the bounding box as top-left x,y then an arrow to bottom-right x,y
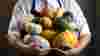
8,32 -> 33,48
67,32 -> 91,55
8,32 -> 20,47
79,32 -> 91,48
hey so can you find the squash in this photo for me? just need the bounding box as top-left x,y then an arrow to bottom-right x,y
24,23 -> 42,34
63,32 -> 79,48
56,8 -> 64,17
48,8 -> 58,18
52,33 -> 65,48
40,17 -> 53,29
40,30 -> 57,40
32,35 -> 50,48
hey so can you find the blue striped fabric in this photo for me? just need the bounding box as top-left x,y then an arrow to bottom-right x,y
57,0 -> 64,7
32,0 -> 35,9
32,0 -> 64,9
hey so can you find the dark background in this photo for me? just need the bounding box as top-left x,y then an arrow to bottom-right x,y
0,0 -> 96,56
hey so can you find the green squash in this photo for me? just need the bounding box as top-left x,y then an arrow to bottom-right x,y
55,14 -> 79,32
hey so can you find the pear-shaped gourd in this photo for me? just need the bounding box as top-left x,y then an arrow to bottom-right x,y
56,8 -> 64,17
48,8 -> 58,18
24,23 -> 33,33
40,17 -> 53,29
52,33 -> 65,48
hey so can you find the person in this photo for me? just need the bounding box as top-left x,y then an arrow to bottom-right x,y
8,0 -> 91,55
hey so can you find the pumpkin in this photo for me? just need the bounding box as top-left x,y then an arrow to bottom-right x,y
63,32 -> 79,48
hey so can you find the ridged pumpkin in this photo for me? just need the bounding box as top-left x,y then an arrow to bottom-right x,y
63,32 -> 79,48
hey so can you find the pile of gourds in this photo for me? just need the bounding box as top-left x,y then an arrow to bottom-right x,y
22,8 -> 80,49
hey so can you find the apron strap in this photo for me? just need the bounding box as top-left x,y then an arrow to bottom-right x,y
32,0 -> 35,10
57,0 -> 64,8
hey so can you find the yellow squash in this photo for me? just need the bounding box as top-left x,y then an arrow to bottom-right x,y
40,30 -> 57,40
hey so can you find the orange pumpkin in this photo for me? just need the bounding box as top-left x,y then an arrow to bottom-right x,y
63,32 -> 80,48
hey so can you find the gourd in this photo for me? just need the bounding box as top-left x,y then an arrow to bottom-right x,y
40,17 -> 53,29
48,8 -> 58,18
52,33 -> 65,48
40,30 -> 57,40
32,35 -> 50,48
55,12 -> 79,32
22,9 -> 80,49
52,32 -> 80,48
23,34 -> 50,48
63,32 -> 80,48
53,12 -> 80,48
23,16 -> 42,34
56,8 -> 64,17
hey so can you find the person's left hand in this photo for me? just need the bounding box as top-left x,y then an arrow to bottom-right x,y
67,48 -> 83,56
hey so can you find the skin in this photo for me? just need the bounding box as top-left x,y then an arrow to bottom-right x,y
8,32 -> 33,48
66,32 -> 91,55
79,32 -> 91,48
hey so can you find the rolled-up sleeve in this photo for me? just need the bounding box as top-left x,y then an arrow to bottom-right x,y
8,16 -> 17,32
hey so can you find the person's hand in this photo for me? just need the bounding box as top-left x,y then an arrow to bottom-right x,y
16,40 -> 33,48
49,48 -> 70,56
8,32 -> 33,48
66,48 -> 83,56
8,32 -> 20,47
23,34 -> 32,44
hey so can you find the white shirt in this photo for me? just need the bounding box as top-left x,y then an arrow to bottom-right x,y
8,0 -> 90,33
33,0 -> 64,12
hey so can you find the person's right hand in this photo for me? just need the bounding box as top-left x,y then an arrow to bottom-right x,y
8,32 -> 20,47
8,32 -> 32,48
